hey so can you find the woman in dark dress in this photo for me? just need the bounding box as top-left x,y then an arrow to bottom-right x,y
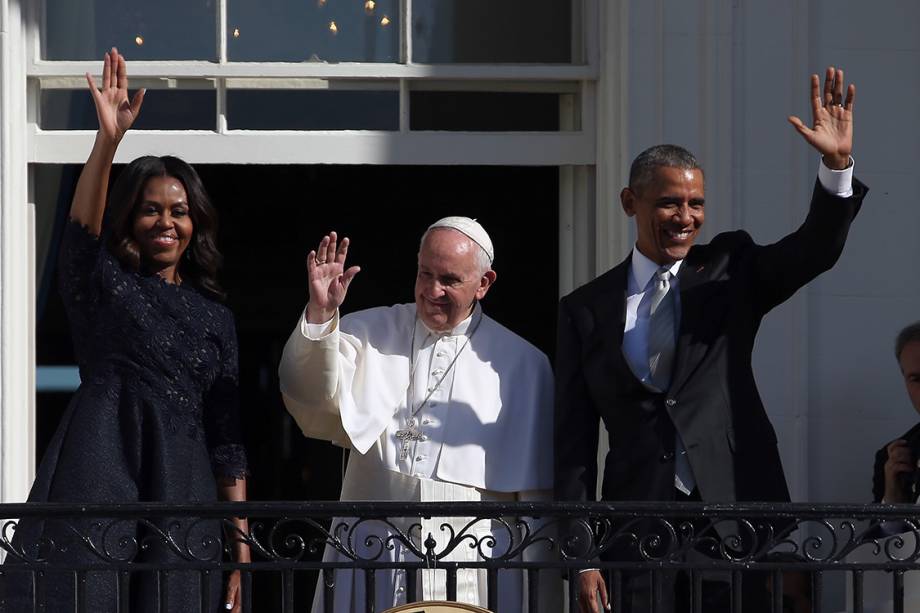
2,49 -> 249,612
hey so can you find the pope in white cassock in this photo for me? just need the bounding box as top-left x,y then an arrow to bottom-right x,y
278,217 -> 559,613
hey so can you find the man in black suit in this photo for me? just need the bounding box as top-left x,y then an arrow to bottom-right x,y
873,323 -> 920,504
554,68 -> 868,612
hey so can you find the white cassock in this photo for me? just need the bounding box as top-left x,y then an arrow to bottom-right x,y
279,303 -> 559,613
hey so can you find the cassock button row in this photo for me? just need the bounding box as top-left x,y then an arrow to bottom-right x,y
660,451 -> 674,461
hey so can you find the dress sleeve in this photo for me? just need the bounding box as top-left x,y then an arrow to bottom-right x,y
57,220 -> 104,356
203,311 -> 248,481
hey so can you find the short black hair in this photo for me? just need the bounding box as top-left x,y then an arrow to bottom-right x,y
628,144 -> 704,194
895,322 -> 920,362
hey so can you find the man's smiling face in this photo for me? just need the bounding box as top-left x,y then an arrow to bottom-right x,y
621,166 -> 705,265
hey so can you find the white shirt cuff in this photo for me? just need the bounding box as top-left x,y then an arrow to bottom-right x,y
300,309 -> 338,340
817,156 -> 854,198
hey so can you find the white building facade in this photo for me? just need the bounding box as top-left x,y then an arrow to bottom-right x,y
1,3 -> 919,607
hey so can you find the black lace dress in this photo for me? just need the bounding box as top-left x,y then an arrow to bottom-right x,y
1,221 -> 247,612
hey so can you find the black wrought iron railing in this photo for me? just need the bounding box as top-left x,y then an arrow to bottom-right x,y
1,502 -> 920,612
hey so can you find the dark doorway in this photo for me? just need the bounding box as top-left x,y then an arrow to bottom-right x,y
35,163 -> 559,609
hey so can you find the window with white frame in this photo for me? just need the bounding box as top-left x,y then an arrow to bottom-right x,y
27,0 -> 601,517
27,0 -> 598,166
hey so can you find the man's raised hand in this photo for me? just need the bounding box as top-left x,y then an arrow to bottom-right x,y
788,66 -> 855,170
305,231 -> 360,324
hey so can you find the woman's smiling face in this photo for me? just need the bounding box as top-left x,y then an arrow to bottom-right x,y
132,175 -> 193,282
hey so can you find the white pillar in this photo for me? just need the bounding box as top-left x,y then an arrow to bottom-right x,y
0,0 -> 36,504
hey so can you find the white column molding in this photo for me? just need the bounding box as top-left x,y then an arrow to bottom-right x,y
1,0 -> 36,503
593,0 -> 631,277
784,0 -> 813,505
559,165 -> 596,298
695,0 -> 734,239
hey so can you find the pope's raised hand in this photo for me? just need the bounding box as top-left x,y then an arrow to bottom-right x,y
788,66 -> 855,170
305,231 -> 360,324
85,48 -> 145,145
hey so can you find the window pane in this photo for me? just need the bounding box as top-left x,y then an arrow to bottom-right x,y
227,90 -> 398,130
411,92 -> 561,131
412,0 -> 573,63
228,0 -> 399,62
40,90 -> 216,131
43,0 -> 216,60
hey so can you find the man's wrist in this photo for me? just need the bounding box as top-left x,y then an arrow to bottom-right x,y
817,155 -> 854,197
822,153 -> 851,171
305,303 -> 336,324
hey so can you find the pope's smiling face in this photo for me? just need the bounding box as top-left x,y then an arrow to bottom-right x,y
621,166 -> 705,265
414,229 -> 495,333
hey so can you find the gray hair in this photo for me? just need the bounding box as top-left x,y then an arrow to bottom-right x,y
628,144 -> 704,194
895,322 -> 920,362
419,227 -> 493,276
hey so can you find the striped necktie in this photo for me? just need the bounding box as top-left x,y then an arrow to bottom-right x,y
647,266 -> 676,391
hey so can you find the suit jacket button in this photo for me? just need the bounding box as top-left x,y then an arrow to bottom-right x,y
661,451 -> 675,461
665,399 -> 677,407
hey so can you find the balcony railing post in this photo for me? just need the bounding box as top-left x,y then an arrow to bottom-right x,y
731,570 -> 742,613
527,568 -> 539,613
364,568 -> 376,613
157,570 -> 169,613
282,569 -> 294,613
812,570 -> 823,613
771,569 -> 783,613
446,566 -> 458,601
73,570 -> 86,613
322,568 -> 335,613
567,568 -> 578,613
199,570 -> 212,613
116,570 -> 130,612
852,569 -> 864,613
894,569 -> 905,613
487,567 -> 498,611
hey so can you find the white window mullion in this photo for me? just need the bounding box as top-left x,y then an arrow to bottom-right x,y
399,0 -> 411,65
217,0 -> 228,64
398,79 -> 409,133
216,0 -> 228,133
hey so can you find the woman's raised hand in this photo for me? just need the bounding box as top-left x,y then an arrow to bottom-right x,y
85,48 -> 145,144
305,232 -> 361,324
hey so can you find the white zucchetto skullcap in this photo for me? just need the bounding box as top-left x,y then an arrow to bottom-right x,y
427,216 -> 494,264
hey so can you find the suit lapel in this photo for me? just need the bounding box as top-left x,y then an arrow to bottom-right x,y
589,256 -> 643,387
670,249 -> 709,394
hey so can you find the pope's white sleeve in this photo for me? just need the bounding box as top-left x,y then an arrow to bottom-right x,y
278,309 -> 351,447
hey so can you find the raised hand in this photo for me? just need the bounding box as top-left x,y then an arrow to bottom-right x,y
788,66 -> 855,170
85,48 -> 145,144
305,231 -> 361,324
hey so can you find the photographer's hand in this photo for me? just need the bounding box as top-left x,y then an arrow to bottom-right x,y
883,439 -> 916,503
